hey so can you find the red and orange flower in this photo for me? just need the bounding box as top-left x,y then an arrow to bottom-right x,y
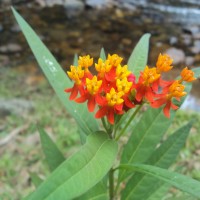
65,53 -> 196,124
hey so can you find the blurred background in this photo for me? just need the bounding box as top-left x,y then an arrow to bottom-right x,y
0,0 -> 200,199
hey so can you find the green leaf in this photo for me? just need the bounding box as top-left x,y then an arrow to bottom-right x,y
121,122 -> 193,200
147,183 -> 171,200
38,128 -> 65,171
75,180 -> 108,200
11,7 -> 99,136
118,107 -> 175,182
193,67 -> 200,78
100,48 -> 106,61
127,33 -> 151,78
119,164 -> 200,199
73,54 -> 78,66
30,173 -> 43,188
26,132 -> 118,200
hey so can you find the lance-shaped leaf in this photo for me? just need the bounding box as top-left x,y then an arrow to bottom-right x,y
119,164 -> 200,199
118,107 -> 175,182
122,122 -> 193,200
26,132 -> 118,200
12,7 -> 99,136
75,180 -> 108,200
100,48 -> 106,61
30,173 -> 43,188
38,128 -> 65,171
127,33 -> 151,78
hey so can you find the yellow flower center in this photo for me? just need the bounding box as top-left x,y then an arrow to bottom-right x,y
116,77 -> 133,95
95,58 -> 112,78
107,54 -> 123,67
167,80 -> 186,99
156,53 -> 173,73
116,65 -> 131,80
180,67 -> 196,83
86,76 -> 102,95
78,55 -> 93,72
106,88 -> 124,106
67,65 -> 84,85
143,66 -> 160,85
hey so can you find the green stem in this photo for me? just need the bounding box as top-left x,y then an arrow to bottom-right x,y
109,168 -> 114,200
101,117 -> 109,132
115,104 -> 143,141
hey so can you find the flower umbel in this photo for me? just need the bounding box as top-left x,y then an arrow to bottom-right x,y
65,53 -> 196,123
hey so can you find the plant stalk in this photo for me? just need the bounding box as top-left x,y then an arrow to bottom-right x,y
109,168 -> 114,200
115,104 -> 143,140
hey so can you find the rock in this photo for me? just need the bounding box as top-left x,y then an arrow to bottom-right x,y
115,8 -> 124,18
0,43 -> 22,54
10,24 -> 21,32
193,32 -> 200,40
169,36 -> 178,45
183,25 -> 200,35
190,40 -> 200,54
185,56 -> 195,66
165,47 -> 185,65
64,0 -> 84,17
122,38 -> 132,46
181,34 -> 192,46
0,98 -> 34,116
86,0 -> 111,8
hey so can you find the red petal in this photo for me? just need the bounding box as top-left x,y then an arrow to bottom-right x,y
75,93 -> 88,103
65,88 -> 72,93
171,102 -> 179,110
115,104 -> 123,111
135,86 -> 145,102
146,87 -> 154,102
163,101 -> 171,118
88,96 -> 96,112
124,96 -> 135,108
105,68 -> 116,82
107,108 -> 114,124
95,95 -> 107,106
95,107 -> 107,118
69,85 -> 78,100
151,98 -> 166,108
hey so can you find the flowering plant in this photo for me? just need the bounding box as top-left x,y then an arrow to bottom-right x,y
12,7 -> 200,200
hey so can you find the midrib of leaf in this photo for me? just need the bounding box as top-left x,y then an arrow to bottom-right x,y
42,140 -> 110,200
120,109 -> 168,180
124,128 -> 187,200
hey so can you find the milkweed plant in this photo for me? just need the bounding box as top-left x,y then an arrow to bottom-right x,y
12,7 -> 200,200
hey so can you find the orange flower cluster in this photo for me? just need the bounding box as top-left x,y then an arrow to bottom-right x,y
65,54 -> 196,124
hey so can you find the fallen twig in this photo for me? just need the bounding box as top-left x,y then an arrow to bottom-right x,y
0,124 -> 29,147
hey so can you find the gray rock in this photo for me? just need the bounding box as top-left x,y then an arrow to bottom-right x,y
185,56 -> 194,66
165,47 -> 185,65
190,40 -> 200,54
0,43 -> 22,54
63,0 -> 84,17
169,36 -> 178,45
0,98 -> 34,116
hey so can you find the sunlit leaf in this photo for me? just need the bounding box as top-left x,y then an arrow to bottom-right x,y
12,7 -> 99,137
128,33 -> 151,79
118,107 -> 175,182
120,164 -> 200,199
38,128 -> 65,171
122,122 -> 193,200
30,173 -> 43,188
100,48 -> 106,61
25,132 -> 117,200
